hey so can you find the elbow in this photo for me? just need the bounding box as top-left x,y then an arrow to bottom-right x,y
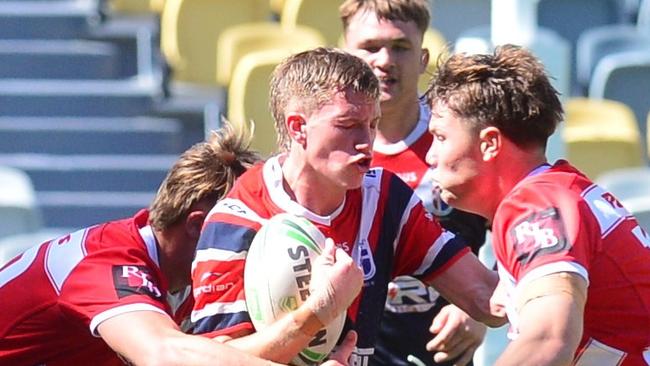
467,293 -> 507,328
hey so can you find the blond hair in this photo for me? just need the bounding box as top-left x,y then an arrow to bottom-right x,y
269,47 -> 379,152
426,45 -> 563,149
149,122 -> 261,229
340,0 -> 431,35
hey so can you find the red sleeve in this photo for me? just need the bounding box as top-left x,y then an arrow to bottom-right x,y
493,182 -> 594,282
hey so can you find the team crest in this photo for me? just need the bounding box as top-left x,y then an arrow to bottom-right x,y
431,186 -> 453,217
509,207 -> 569,264
354,239 -> 376,283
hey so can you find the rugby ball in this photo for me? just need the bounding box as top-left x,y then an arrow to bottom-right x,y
244,213 -> 346,366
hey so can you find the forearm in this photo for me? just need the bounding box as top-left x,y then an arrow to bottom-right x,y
223,305 -> 324,363
495,335 -> 575,366
153,328 -> 284,366
427,253 -> 505,327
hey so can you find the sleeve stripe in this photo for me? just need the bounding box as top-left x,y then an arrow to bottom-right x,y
90,303 -> 168,337
518,261 -> 589,289
190,299 -> 248,323
413,230 -> 455,276
393,193 -> 423,252
192,248 -> 247,271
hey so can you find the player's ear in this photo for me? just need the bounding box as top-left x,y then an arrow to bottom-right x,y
420,48 -> 429,74
185,210 -> 207,240
479,126 -> 501,162
286,113 -> 307,146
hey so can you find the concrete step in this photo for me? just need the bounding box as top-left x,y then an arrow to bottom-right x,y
0,1 -> 97,39
37,191 -> 153,228
0,40 -> 125,79
0,153 -> 176,191
0,117 -> 186,154
0,78 -> 159,116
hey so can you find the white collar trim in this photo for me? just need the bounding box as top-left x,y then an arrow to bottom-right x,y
263,155 -> 345,226
373,100 -> 431,155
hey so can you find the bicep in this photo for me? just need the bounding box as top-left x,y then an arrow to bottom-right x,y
516,272 -> 587,345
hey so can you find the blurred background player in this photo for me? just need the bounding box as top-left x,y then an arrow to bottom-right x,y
190,47 -> 503,365
426,44 -> 650,366
0,123 -> 356,366
340,1 -> 488,365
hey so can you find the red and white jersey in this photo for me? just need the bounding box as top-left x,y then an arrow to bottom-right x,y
191,156 -> 469,364
371,100 -> 442,215
0,210 -> 176,366
492,160 -> 650,365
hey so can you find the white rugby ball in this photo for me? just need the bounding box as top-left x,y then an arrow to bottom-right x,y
244,213 -> 346,366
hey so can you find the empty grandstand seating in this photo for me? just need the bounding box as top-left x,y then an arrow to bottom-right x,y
216,22 -> 324,87
280,0 -> 343,46
538,0 -> 625,94
160,0 -> 271,85
0,0 -> 204,230
589,50 -> 650,143
563,97 -> 644,179
227,49 -> 295,157
576,25 -> 650,93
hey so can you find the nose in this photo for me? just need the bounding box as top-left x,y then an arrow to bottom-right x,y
355,126 -> 376,154
372,46 -> 394,69
425,145 -> 437,167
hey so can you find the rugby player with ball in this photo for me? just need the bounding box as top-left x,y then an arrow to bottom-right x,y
191,48 -> 505,365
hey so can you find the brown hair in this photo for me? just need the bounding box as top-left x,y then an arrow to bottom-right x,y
269,47 -> 379,152
339,0 -> 431,35
426,44 -> 563,148
148,122 -> 261,229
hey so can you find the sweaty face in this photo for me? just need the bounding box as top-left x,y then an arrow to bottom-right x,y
304,90 -> 380,190
425,103 -> 483,211
344,12 -> 425,110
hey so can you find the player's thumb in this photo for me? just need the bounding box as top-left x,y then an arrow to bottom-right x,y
333,330 -> 357,362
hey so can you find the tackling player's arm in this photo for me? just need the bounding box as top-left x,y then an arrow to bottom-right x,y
98,310 -> 282,366
99,310 -> 358,366
425,252 -> 505,327
494,272 -> 587,366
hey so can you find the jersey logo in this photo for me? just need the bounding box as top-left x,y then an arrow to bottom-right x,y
112,265 -> 163,299
431,186 -> 453,217
355,239 -> 376,284
510,207 -> 569,264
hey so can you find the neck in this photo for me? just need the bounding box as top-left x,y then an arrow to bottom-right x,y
375,98 -> 420,144
281,153 -> 346,216
483,148 -> 548,221
153,226 -> 191,293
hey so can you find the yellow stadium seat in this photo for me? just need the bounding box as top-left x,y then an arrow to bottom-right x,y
160,0 -> 271,85
418,27 -> 448,94
109,0 -> 152,14
216,22 -> 324,87
149,0 -> 165,13
270,0 -> 286,15
280,0 -> 344,46
228,49 -> 295,157
563,97 -> 644,179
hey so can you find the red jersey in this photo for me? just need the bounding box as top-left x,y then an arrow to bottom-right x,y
0,210 -> 182,366
191,156 -> 469,364
492,161 -> 650,365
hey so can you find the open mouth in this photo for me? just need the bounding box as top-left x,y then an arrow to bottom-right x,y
356,157 -> 372,170
377,75 -> 397,88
